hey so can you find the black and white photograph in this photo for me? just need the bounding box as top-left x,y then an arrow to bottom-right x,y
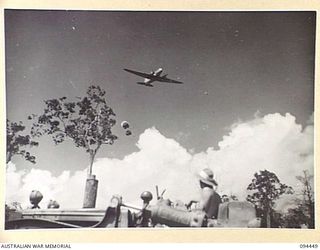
4,10 -> 315,230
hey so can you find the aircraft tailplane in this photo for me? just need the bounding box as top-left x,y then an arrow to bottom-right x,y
137,82 -> 153,87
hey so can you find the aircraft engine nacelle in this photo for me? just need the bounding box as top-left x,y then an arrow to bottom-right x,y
155,68 -> 163,75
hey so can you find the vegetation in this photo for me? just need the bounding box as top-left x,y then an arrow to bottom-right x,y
30,85 -> 117,176
282,170 -> 314,228
6,119 -> 39,164
246,169 -> 293,228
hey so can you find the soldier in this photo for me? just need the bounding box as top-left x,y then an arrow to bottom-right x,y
188,168 -> 221,220
198,168 -> 222,219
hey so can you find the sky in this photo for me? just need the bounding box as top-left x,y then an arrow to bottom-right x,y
5,10 -> 315,209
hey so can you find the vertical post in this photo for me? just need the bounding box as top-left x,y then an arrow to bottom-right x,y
266,207 -> 271,228
83,174 -> 98,208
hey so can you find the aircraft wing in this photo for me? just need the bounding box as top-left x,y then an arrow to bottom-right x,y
124,68 -> 183,84
153,75 -> 183,84
124,69 -> 154,79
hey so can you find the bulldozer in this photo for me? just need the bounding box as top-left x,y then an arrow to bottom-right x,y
5,190 -> 260,229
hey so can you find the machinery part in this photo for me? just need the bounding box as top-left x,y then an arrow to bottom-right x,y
140,191 -> 153,207
6,191 -> 261,229
216,201 -> 260,227
47,200 -> 60,209
5,218 -> 81,229
6,195 -> 133,229
29,190 -> 43,209
149,204 -> 205,227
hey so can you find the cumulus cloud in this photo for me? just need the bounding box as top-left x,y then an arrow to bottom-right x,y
6,112 -> 314,211
203,113 -> 313,198
6,162 -> 85,209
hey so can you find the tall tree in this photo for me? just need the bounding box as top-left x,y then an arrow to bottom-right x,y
31,85 -> 117,176
6,119 -> 39,165
296,170 -> 314,228
246,169 -> 293,228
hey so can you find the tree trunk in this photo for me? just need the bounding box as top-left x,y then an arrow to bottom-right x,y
266,207 -> 271,228
83,150 -> 98,208
87,151 -> 95,177
6,152 -> 12,164
306,189 -> 314,228
303,171 -> 314,228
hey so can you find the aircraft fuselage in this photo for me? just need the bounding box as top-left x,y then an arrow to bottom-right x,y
124,67 -> 182,87
144,68 -> 163,84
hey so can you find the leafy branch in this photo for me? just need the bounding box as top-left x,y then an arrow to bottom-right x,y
30,85 -> 118,176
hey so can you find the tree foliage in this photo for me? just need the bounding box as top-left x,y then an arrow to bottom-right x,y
6,119 -> 39,164
294,170 -> 314,228
282,204 -> 310,228
31,86 -> 117,176
246,169 -> 293,227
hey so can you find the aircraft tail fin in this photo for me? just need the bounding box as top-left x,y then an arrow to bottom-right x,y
137,82 -> 153,87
